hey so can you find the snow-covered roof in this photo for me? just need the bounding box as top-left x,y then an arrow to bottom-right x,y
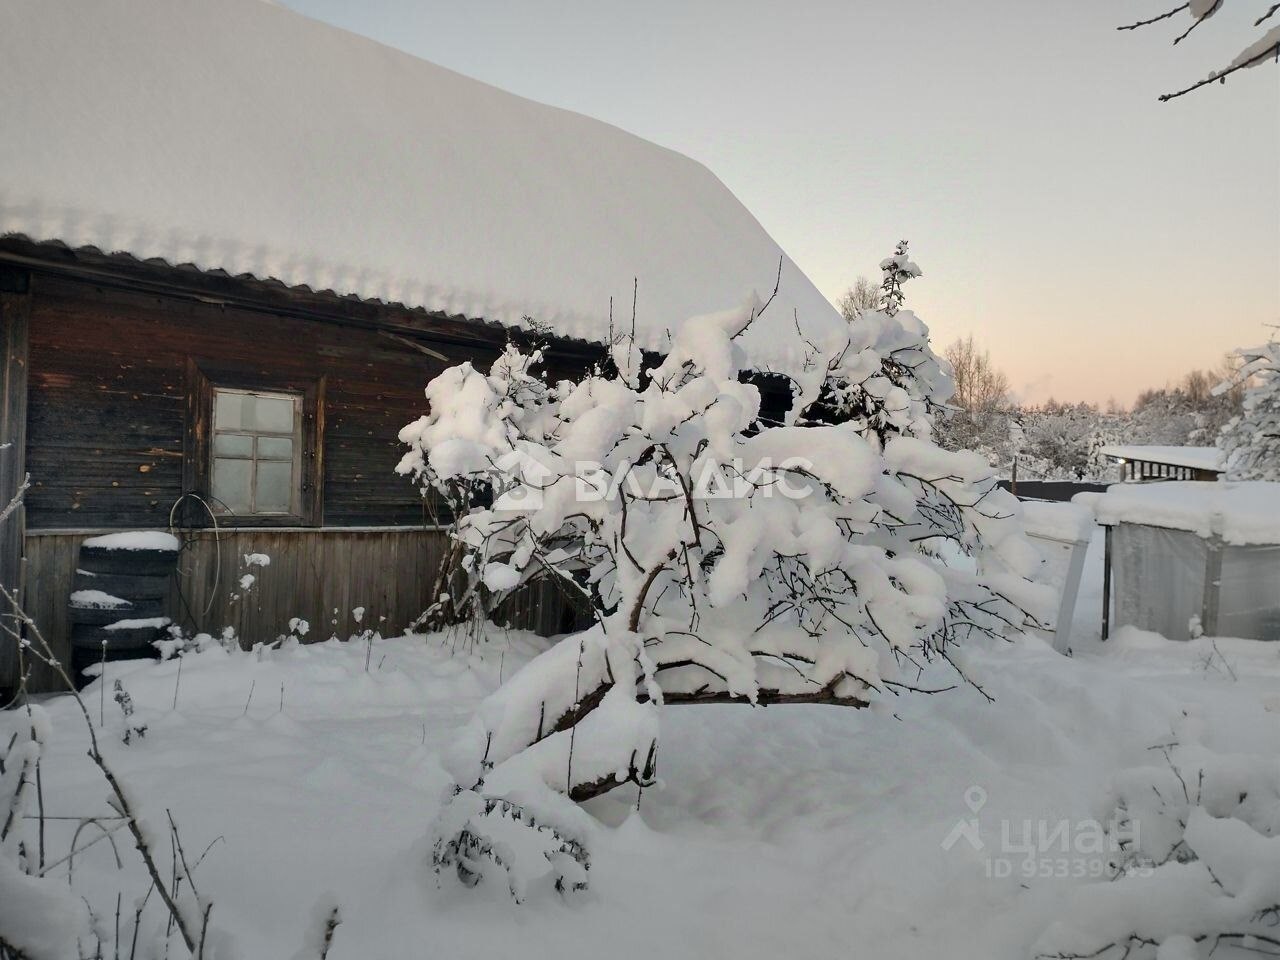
0,0 -> 847,372
1094,481 -> 1280,545
1098,446 -> 1224,472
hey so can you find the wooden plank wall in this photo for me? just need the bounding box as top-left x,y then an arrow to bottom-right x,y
22,527 -> 571,692
0,289 -> 30,692
21,270 -> 598,531
6,259 -> 603,691
23,273 -> 462,529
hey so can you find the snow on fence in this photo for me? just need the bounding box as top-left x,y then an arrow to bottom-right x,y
1096,481 -> 1280,642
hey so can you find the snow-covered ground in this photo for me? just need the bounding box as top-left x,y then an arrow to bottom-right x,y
8,534 -> 1279,959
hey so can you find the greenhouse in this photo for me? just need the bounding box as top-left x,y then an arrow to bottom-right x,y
1095,481 -> 1280,642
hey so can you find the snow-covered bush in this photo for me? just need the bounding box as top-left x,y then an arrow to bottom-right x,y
1011,401 -> 1138,481
430,791 -> 590,902
0,627 -> 219,959
1216,342 -> 1280,481
1034,738 -> 1280,959
400,279 -> 1053,896
1,706 -> 94,960
400,339 -> 558,638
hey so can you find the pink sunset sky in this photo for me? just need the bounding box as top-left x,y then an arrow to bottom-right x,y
282,0 -> 1280,407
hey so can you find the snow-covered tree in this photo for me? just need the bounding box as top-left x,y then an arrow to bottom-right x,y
837,275 -> 880,322
877,240 -> 920,318
944,335 -> 1010,421
399,285 -> 1053,896
1215,341 -> 1280,480
804,241 -> 952,442
402,338 -> 560,638
1020,402 -> 1097,480
934,334 -> 1012,461
1119,0 -> 1280,101
1083,412 -> 1134,480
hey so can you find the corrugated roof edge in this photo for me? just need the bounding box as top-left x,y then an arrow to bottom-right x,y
0,233 -> 801,392
0,232 -> 599,353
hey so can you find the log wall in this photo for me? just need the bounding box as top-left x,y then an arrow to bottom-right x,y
23,272 -> 461,529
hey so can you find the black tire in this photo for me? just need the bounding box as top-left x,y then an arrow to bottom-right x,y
70,645 -> 98,688
72,571 -> 171,600
71,620 -> 169,651
78,545 -> 180,578
68,597 -> 164,626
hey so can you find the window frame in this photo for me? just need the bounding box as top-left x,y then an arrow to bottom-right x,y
210,386 -> 304,517
185,359 -> 325,527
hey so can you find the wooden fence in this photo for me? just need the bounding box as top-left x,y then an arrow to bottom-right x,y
20,526 -> 572,692
998,480 -> 1109,502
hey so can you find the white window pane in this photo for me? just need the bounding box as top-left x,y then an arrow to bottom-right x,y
213,433 -> 254,457
255,460 -> 293,513
211,388 -> 302,516
211,458 -> 252,513
214,391 -> 244,430
257,436 -> 293,460
251,396 -> 295,433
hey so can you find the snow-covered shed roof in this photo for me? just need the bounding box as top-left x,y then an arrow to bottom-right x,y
1094,481 -> 1280,545
0,0 -> 847,373
1098,446 -> 1224,473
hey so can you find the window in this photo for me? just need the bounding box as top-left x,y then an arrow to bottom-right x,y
184,360 -> 324,527
209,388 -> 303,516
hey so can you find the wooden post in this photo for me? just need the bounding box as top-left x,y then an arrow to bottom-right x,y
1010,456 -> 1018,498
0,277 -> 31,694
1101,524 -> 1113,641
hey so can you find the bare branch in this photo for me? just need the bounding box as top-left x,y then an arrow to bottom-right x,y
1117,3 -> 1189,31
0,585 -> 203,954
1160,36 -> 1280,100
1173,0 -> 1222,44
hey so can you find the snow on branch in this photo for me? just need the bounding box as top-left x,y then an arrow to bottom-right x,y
1118,0 -> 1280,100
400,253 -> 1052,898
797,241 -> 953,444
1214,340 -> 1280,480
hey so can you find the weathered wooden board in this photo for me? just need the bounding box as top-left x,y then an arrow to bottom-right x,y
21,527 -> 572,693
20,270 -> 599,532
23,274 -> 455,529
0,288 -> 29,693
1,244 -> 604,692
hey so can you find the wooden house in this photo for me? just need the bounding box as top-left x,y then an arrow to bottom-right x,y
0,0 -> 844,693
